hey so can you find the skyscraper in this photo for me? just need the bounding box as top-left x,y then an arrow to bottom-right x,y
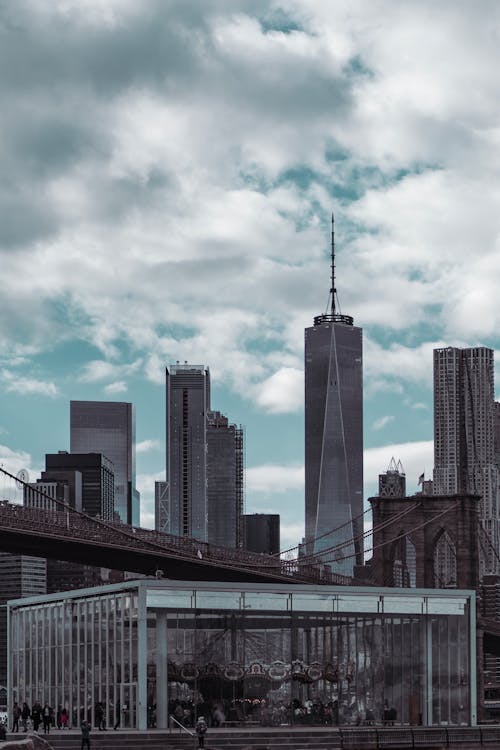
433,346 -> 500,575
166,364 -> 210,541
304,216 -> 363,576
242,513 -> 280,555
70,400 -> 139,525
45,451 -> 114,520
207,410 -> 244,548
0,553 -> 46,693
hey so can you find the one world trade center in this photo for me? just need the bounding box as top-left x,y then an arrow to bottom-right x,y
304,215 -> 363,576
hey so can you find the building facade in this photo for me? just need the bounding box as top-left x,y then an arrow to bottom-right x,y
155,481 -> 169,535
0,554 -> 46,695
165,365 -> 211,541
242,513 -> 280,555
207,410 -> 244,548
8,580 -> 476,730
23,480 -> 71,511
45,452 -> 114,520
433,347 -> 500,575
304,219 -> 363,576
70,401 -> 139,525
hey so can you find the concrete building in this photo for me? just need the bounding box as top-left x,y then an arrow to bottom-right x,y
242,513 -> 280,555
207,410 -> 244,548
8,580 -> 476,729
70,401 -> 139,525
45,452 -> 114,520
433,347 -> 500,575
304,216 -> 363,576
23,480 -> 71,511
165,364 -> 210,541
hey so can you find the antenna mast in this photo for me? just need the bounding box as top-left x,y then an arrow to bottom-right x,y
313,211 -> 354,327
331,213 -> 336,316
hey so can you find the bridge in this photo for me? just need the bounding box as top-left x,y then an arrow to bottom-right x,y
0,499 -> 351,586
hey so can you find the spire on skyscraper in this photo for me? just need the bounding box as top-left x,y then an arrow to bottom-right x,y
314,213 -> 353,327
331,212 -> 336,316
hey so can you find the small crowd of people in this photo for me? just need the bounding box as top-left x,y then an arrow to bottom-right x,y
169,695 -> 398,729
11,701 -> 68,734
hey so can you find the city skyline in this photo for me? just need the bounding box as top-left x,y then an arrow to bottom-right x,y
1,2 -> 500,549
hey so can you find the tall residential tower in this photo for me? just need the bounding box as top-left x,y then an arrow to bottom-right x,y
304,216 -> 363,576
166,364 -> 211,541
433,346 -> 500,575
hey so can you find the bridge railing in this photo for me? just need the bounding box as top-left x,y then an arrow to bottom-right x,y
0,501 -> 351,585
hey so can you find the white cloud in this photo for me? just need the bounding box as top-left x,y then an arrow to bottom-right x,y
104,380 -> 127,394
0,444 -> 33,474
136,439 -> 161,454
246,463 -> 304,494
0,370 -> 57,397
79,359 -> 142,383
253,367 -> 303,414
372,415 -> 394,431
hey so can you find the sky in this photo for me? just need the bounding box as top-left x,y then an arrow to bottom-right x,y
1,0 -> 500,550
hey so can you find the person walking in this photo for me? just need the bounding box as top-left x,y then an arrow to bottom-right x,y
81,719 -> 91,749
11,702 -> 20,732
195,716 -> 208,748
21,702 -> 31,732
42,703 -> 52,733
31,702 -> 42,732
95,701 -> 106,730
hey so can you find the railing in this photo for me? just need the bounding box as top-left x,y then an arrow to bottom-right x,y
0,500 -> 354,585
168,715 -> 194,736
339,726 -> 499,749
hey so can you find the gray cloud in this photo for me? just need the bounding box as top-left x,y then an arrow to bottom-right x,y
0,0 -> 499,413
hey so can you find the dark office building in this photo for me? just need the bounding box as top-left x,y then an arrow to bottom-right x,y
304,216 -> 363,576
207,410 -> 244,548
45,452 -> 114,520
0,553 -> 46,695
242,513 -> 280,555
70,401 -> 139,525
35,454 -> 116,593
166,364 -> 210,541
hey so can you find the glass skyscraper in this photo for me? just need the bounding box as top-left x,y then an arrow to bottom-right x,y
207,410 -> 244,548
166,365 -> 211,541
70,401 -> 139,525
304,218 -> 363,576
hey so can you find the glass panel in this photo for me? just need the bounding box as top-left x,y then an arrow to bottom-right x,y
146,591 -> 193,609
426,598 -> 467,615
243,593 -> 289,611
292,595 -> 334,612
195,592 -> 242,610
383,596 -> 424,614
336,595 -> 379,613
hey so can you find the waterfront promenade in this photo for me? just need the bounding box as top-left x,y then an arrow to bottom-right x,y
7,725 -> 500,750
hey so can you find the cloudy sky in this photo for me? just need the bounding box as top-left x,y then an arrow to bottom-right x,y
1,0 -> 499,549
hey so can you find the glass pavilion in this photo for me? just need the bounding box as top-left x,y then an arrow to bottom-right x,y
8,580 -> 476,730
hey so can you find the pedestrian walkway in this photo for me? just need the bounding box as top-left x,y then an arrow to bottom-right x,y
5,725 -> 500,750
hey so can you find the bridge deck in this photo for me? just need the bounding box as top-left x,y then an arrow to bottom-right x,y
0,502 -> 351,585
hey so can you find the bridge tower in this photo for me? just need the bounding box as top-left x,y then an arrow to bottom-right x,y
369,493 -> 480,590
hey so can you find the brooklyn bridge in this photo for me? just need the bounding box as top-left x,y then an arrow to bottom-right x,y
0,465 -> 351,585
